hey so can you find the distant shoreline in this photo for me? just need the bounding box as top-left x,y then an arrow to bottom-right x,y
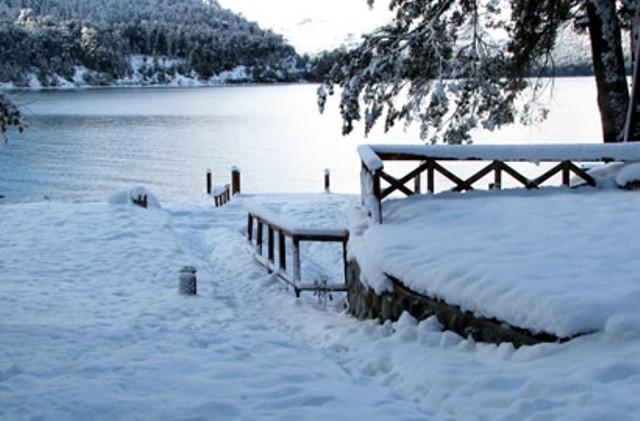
1,75 -> 601,94
0,80 -> 316,93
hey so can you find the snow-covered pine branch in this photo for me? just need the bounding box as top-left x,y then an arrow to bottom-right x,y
321,0 -> 634,144
320,0 -> 526,144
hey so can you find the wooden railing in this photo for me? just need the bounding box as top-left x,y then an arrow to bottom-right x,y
246,206 -> 349,297
207,166 -> 241,208
359,143 -> 640,223
212,185 -> 231,207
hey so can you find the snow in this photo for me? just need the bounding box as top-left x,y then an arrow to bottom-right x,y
359,143 -> 640,170
212,66 -> 250,84
357,145 -> 384,171
3,191 -> 640,419
211,185 -> 229,196
108,186 -> 162,208
615,162 -> 640,187
245,200 -> 348,238
348,187 -> 640,338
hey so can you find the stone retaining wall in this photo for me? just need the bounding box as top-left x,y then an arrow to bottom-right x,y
346,260 -> 566,347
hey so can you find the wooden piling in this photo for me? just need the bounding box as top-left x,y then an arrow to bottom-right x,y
206,169 -> 212,195
231,166 -> 241,195
324,169 -> 330,193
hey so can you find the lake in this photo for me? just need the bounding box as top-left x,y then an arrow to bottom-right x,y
0,79 -> 603,204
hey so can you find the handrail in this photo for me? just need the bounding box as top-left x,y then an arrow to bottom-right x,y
207,167 -> 241,208
358,145 -> 384,172
358,143 -> 640,223
362,143 -> 640,163
246,207 -> 349,297
212,184 -> 231,207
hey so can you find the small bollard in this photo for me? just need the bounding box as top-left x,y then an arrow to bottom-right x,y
179,266 -> 197,295
324,169 -> 330,193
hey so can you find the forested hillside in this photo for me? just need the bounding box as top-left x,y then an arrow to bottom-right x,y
0,0 -> 313,87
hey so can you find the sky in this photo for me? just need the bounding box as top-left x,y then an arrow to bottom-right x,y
217,0 -> 393,54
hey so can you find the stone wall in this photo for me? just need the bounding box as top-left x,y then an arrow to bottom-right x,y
346,260 -> 568,347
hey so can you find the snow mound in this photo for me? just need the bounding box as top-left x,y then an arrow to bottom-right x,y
108,186 -> 161,208
570,162 -> 624,188
615,162 -> 640,188
570,162 -> 640,189
605,313 -> 640,340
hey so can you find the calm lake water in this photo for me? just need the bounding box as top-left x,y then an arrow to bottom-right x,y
0,79 -> 602,204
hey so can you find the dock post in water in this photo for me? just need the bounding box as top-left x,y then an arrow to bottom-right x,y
324,169 -> 331,193
231,166 -> 241,196
206,169 -> 212,195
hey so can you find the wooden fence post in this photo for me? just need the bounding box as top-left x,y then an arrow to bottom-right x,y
292,237 -> 301,289
278,231 -> 286,271
373,172 -> 383,224
257,220 -> 263,256
427,159 -> 435,194
562,161 -> 571,186
206,169 -> 212,195
231,166 -> 241,196
267,226 -> 275,266
247,214 -> 254,241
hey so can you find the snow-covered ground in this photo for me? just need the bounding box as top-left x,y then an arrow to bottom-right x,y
2,192 -> 640,419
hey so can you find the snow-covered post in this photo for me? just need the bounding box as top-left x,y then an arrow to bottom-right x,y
324,169 -> 331,193
206,169 -> 212,195
231,166 -> 241,196
179,266 -> 197,295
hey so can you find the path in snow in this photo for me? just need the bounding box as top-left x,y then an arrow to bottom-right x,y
0,196 -> 425,420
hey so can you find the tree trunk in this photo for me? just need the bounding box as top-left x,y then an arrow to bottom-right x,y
586,0 -> 629,142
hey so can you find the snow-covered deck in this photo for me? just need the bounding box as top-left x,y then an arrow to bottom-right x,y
349,187 -> 640,338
